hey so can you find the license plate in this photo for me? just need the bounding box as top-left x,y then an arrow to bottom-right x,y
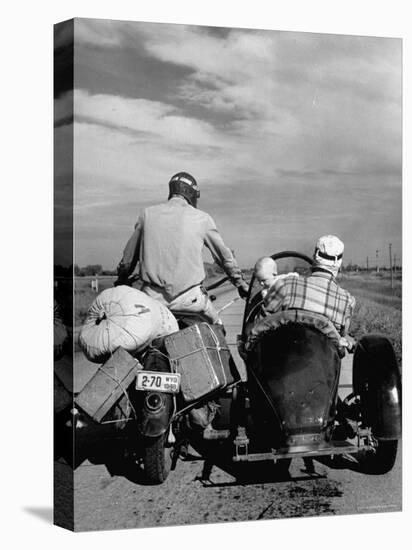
136,371 -> 181,394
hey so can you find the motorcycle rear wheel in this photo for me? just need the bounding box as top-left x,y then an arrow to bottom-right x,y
143,432 -> 173,484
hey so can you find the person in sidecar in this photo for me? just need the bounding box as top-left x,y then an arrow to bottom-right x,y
116,171 -> 249,324
261,235 -> 356,347
254,257 -> 299,298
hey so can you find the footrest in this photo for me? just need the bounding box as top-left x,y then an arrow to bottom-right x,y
234,427 -> 250,458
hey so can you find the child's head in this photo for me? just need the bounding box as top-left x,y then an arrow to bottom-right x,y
254,257 -> 278,290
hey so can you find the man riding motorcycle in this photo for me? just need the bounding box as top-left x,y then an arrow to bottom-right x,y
116,171 -> 248,323
116,172 -> 248,434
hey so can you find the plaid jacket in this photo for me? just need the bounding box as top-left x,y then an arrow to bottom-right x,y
264,270 -> 356,334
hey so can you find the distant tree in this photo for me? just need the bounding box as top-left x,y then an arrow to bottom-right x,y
342,262 -> 360,273
74,264 -> 81,276
82,264 -> 103,276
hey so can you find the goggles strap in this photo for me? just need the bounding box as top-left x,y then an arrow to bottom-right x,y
316,249 -> 343,262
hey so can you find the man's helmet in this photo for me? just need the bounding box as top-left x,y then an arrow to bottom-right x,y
168,172 -> 200,207
313,235 -> 344,277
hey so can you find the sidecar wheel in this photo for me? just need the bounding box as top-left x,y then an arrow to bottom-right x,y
358,439 -> 398,475
143,432 -> 173,484
353,334 -> 401,474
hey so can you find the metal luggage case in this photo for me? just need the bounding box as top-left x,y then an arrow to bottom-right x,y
164,323 -> 240,404
75,347 -> 140,423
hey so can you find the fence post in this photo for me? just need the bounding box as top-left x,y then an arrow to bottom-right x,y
90,276 -> 99,293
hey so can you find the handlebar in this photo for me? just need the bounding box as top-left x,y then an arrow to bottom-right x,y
113,274 -> 140,287
205,276 -> 229,291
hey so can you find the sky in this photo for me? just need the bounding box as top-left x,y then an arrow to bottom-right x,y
54,18 -> 402,269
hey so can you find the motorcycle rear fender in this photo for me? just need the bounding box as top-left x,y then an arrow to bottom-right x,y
137,348 -> 175,437
353,334 -> 401,440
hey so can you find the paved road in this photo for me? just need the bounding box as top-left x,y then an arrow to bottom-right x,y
55,284 -> 401,531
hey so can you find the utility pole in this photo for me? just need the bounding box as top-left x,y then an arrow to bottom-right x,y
389,243 -> 393,289
376,249 -> 379,274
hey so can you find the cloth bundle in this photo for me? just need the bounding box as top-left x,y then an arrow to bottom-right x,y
79,286 -> 179,363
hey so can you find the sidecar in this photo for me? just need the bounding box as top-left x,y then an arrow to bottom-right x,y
231,251 -> 402,474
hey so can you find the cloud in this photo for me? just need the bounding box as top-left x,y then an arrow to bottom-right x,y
71,22 -> 401,178
140,26 -> 279,119
69,78 -> 401,219
73,21 -> 401,115
139,26 -> 401,118
73,89 -> 225,148
132,24 -> 401,179
69,21 -> 401,268
142,25 -> 275,81
75,18 -> 126,47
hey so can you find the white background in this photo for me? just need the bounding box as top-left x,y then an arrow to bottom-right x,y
1,0 -> 409,548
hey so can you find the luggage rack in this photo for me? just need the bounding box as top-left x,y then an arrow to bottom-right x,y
174,381 -> 241,420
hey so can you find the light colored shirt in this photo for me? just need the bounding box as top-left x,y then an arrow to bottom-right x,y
118,196 -> 244,300
264,270 -> 355,335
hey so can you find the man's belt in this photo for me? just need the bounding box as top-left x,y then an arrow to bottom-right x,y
143,281 -> 203,301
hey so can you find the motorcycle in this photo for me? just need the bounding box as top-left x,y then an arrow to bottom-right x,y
57,254 -> 401,482
54,275 -> 236,478
131,276 -> 241,484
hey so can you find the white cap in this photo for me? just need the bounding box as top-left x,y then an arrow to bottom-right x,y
313,235 -> 344,276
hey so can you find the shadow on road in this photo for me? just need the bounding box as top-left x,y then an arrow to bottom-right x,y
76,436 -> 159,486
315,453 -> 363,473
55,413 -> 153,484
57,417 -> 334,488
59,429 -> 328,487
188,437 -> 327,487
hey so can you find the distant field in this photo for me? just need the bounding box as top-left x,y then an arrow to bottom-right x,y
74,276 -> 117,325
74,271 -> 402,366
339,272 -> 402,365
339,272 -> 401,309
